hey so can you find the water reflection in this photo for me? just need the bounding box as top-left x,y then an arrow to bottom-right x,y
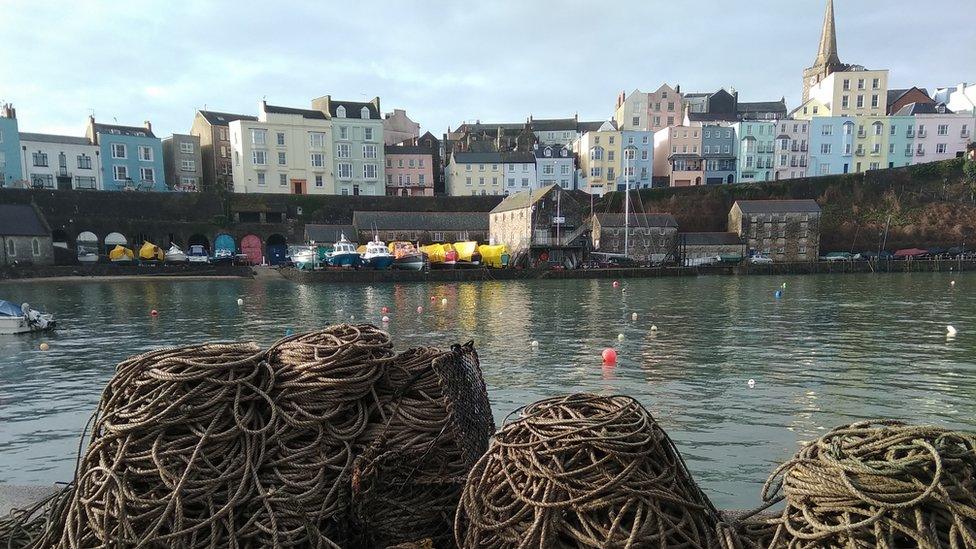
0,272 -> 974,508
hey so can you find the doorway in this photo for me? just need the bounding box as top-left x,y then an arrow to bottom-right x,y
291,179 -> 306,195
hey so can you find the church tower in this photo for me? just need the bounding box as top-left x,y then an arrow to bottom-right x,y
801,0 -> 848,102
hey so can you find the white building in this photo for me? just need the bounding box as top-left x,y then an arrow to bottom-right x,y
534,144 -> 575,190
934,83 -> 976,116
502,152 -> 537,194
19,133 -> 101,190
311,96 -> 385,196
895,103 -> 974,163
229,101 -> 334,194
772,119 -> 810,180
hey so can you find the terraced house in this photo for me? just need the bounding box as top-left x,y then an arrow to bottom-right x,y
701,125 -> 736,184
190,110 -> 256,191
733,121 -> 775,182
311,96 -> 385,196
86,117 -> 165,191
446,152 -> 506,196
652,125 -> 703,187
772,120 -> 809,180
20,132 -> 101,190
573,121 -> 621,195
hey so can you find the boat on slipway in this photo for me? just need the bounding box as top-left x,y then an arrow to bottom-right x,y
453,241 -> 482,268
389,241 -> 425,271
138,241 -> 164,262
187,245 -> 210,264
420,243 -> 458,269
109,245 -> 135,264
0,300 -> 56,335
164,245 -> 188,263
328,235 -> 362,268
362,238 -> 394,270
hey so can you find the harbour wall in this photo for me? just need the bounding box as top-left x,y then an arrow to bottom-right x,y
0,262 -> 254,280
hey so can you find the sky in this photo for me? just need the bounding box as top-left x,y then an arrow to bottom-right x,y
2,0 -> 973,138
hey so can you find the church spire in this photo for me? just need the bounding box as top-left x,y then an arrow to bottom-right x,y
814,0 -> 842,67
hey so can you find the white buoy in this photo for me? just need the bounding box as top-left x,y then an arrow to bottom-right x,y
39,342 -> 50,351
617,333 -> 625,341
650,325 -> 658,331
417,306 -> 424,314
382,315 -> 390,323
951,280 -> 956,287
350,315 -> 355,320
441,298 -> 448,305
237,298 -> 244,306
947,325 -> 958,336
531,340 -> 539,347
337,309 -> 344,314
782,283 -> 787,289
632,312 -> 638,321
747,379 -> 756,389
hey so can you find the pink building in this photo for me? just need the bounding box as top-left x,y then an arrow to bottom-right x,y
652,126 -> 703,187
384,145 -> 434,196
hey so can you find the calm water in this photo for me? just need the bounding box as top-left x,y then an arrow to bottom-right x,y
0,273 -> 974,509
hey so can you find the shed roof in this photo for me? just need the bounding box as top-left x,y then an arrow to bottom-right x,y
733,199 -> 821,214
0,204 -> 49,236
490,184 -> 561,214
595,213 -> 678,228
352,211 -> 488,231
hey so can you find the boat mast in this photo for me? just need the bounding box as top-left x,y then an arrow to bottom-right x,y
556,186 -> 561,244
624,152 -> 630,258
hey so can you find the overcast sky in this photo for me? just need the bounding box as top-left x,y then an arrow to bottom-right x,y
2,0 -> 973,138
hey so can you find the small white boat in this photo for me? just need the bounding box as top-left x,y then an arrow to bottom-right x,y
362,238 -> 394,270
164,244 -> 188,263
0,301 -> 56,335
289,246 -> 317,270
77,251 -> 98,264
187,245 -> 210,264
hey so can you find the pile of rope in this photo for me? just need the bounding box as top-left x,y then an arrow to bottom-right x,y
726,420 -> 976,548
0,324 -> 493,549
456,393 -> 722,548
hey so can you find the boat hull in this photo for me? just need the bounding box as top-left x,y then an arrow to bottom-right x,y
364,256 -> 394,270
164,253 -> 188,263
187,256 -> 210,264
0,315 -> 56,335
328,253 -> 361,268
78,253 -> 98,264
394,256 -> 425,271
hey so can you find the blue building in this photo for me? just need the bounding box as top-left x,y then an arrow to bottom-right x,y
619,130 -> 654,189
732,121 -> 776,183
86,116 -> 166,191
886,115 -> 915,169
808,116 -> 855,176
701,124 -> 736,184
0,104 -> 23,188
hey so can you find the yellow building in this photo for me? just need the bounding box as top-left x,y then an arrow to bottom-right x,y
808,69 -> 889,118
446,152 -> 506,196
851,115 -> 890,172
791,98 -> 832,121
572,121 -> 621,195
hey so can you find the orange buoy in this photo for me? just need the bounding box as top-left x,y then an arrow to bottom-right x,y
381,306 -> 389,314
602,348 -> 617,364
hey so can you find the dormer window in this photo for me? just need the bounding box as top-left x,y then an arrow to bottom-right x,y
560,149 -> 568,157
336,106 -> 346,118
544,147 -> 552,157
361,106 -> 370,119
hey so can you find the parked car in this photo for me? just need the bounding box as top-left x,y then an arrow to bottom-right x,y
749,254 -> 773,265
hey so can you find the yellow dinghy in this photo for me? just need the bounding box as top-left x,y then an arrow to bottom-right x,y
139,241 -> 164,262
453,241 -> 481,267
109,245 -> 135,263
478,244 -> 509,268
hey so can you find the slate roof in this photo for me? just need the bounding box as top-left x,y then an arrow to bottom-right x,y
93,123 -> 155,138
737,100 -> 787,114
491,184 -> 561,214
198,110 -> 257,126
894,102 -> 954,116
887,88 -> 931,106
0,204 -> 49,236
19,133 -> 92,145
352,211 -> 488,231
319,99 -> 381,120
384,145 -> 435,155
453,151 -> 535,164
680,232 -> 744,246
529,118 -> 578,131
595,213 -> 678,228
688,112 -> 738,122
305,224 -> 357,243
733,199 -> 821,214
533,144 -> 573,159
577,121 -> 605,132
264,104 -> 328,120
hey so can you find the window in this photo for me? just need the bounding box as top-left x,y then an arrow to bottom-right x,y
309,132 -> 325,148
641,150 -> 648,160
667,116 -> 674,125
820,164 -> 830,175
336,143 -> 350,158
419,174 -> 425,185
336,106 -> 346,118
279,173 -> 287,186
857,78 -> 865,90
219,128 -> 228,140
277,152 -> 286,165
363,144 -> 377,159
315,175 -> 323,187
114,165 -> 128,181
937,143 -> 947,154
305,152 -> 323,168
856,95 -> 864,108
5,239 -> 14,257
257,172 -> 266,185
405,175 -> 411,185
842,95 -> 849,108
32,151 -> 49,167
589,147 -> 603,160
821,143 -> 832,154
361,107 -> 370,119
507,177 -> 514,186
608,151 -> 615,161
251,129 -> 266,145
938,124 -> 948,136
276,132 -> 285,146
252,150 -> 267,165
871,95 -> 879,108
521,178 -> 529,187
872,78 -> 880,89
136,146 -> 152,161
364,127 -> 373,140
590,167 -> 602,177
724,145 -> 730,153
111,143 -> 126,159
542,164 -> 554,175
409,158 -> 415,167
75,176 -> 96,189
874,123 -> 883,136
607,167 -> 615,179
178,141 -> 194,154
843,79 -> 850,90
363,164 -> 377,179
338,163 -> 352,179
77,154 -> 92,169
844,143 -> 852,155
478,177 -> 485,185
140,167 -> 154,183
339,126 -> 348,139
561,165 -> 570,174
632,116 -> 640,126
180,159 -> 195,171
703,145 -> 711,154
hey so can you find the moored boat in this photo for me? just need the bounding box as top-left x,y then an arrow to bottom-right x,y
187,245 -> 210,264
453,241 -> 481,268
77,251 -> 99,264
0,300 -> 56,335
420,243 -> 458,269
362,238 -> 394,270
138,241 -> 164,262
109,245 -> 135,263
164,244 -> 188,263
328,235 -> 362,268
477,244 -> 509,268
289,246 -> 318,270
212,248 -> 234,264
389,241 -> 425,271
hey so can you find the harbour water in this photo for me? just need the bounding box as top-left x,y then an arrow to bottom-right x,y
0,273 -> 973,509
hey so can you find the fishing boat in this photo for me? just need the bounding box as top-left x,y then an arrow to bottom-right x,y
164,244 -> 188,263
212,248 -> 234,264
363,238 -> 395,270
109,245 -> 135,263
0,300 -> 56,335
187,245 -> 210,264
389,241 -> 425,271
420,243 -> 458,269
328,235 -> 362,268
77,250 -> 99,264
289,246 -> 318,270
453,241 -> 482,268
477,244 -> 510,268
138,241 -> 164,262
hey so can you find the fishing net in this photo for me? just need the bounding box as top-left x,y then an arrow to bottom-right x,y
455,393 -> 721,548
352,342 -> 494,548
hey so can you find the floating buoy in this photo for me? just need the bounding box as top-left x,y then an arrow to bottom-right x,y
416,306 -> 424,314
950,280 -> 956,287
612,281 -> 620,288
947,325 -> 958,336
632,312 -> 638,321
382,315 -> 390,323
285,328 -> 294,336
441,298 -> 448,305
150,309 -> 158,317
381,306 -> 389,314
774,290 -> 783,299
617,334 -> 625,341
747,379 -> 756,389
531,340 -> 539,347
39,342 -> 49,351
781,283 -> 787,289
650,325 -> 658,331
602,348 -> 617,364
237,298 -> 244,306
350,315 -> 355,320
430,296 -> 436,301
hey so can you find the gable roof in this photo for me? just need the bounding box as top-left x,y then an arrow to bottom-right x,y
19,132 -> 92,146
577,121 -> 605,132
384,144 -> 435,155
595,213 -> 678,228
894,102 -> 954,116
197,110 -> 257,126
529,117 -> 578,131
352,211 -> 488,231
491,184 -> 561,213
733,199 -> 821,214
887,88 -> 931,106
92,123 -> 155,138
737,100 -> 787,114
0,204 -> 49,236
264,104 -> 328,120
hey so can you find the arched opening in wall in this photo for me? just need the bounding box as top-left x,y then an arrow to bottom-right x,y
77,231 -> 99,262
166,233 -> 182,248
104,232 -> 127,254
266,234 -> 288,265
134,232 -> 152,246
187,234 -> 210,253
51,229 -> 69,249
214,234 -> 236,254
727,174 -> 735,184
241,234 -> 262,265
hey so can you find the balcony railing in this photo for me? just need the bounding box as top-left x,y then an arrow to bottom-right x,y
855,149 -> 865,157
963,130 -> 971,138
917,130 -> 927,138
916,149 -> 926,156
906,130 -> 915,138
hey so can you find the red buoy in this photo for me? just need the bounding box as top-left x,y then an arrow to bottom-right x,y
150,309 -> 159,317
612,281 -> 620,288
602,348 -> 617,364
381,306 -> 389,314
430,296 -> 436,301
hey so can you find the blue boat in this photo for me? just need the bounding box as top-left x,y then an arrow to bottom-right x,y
327,235 -> 361,268
362,238 -> 394,270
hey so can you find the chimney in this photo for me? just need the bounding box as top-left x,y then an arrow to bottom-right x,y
371,96 -> 381,114
676,84 -> 681,94
144,120 -> 152,133
1,103 -> 15,119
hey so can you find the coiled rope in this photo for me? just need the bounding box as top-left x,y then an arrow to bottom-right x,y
455,393 -> 721,548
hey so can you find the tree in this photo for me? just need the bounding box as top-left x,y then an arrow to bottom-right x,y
964,158 -> 976,203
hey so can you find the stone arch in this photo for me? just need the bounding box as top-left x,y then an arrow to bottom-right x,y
187,233 -> 210,252
214,233 -> 236,254
241,234 -> 263,265
266,234 -> 288,265
104,232 -> 127,253
51,229 -> 69,249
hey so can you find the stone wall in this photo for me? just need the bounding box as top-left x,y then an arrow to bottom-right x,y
1,236 -> 54,266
